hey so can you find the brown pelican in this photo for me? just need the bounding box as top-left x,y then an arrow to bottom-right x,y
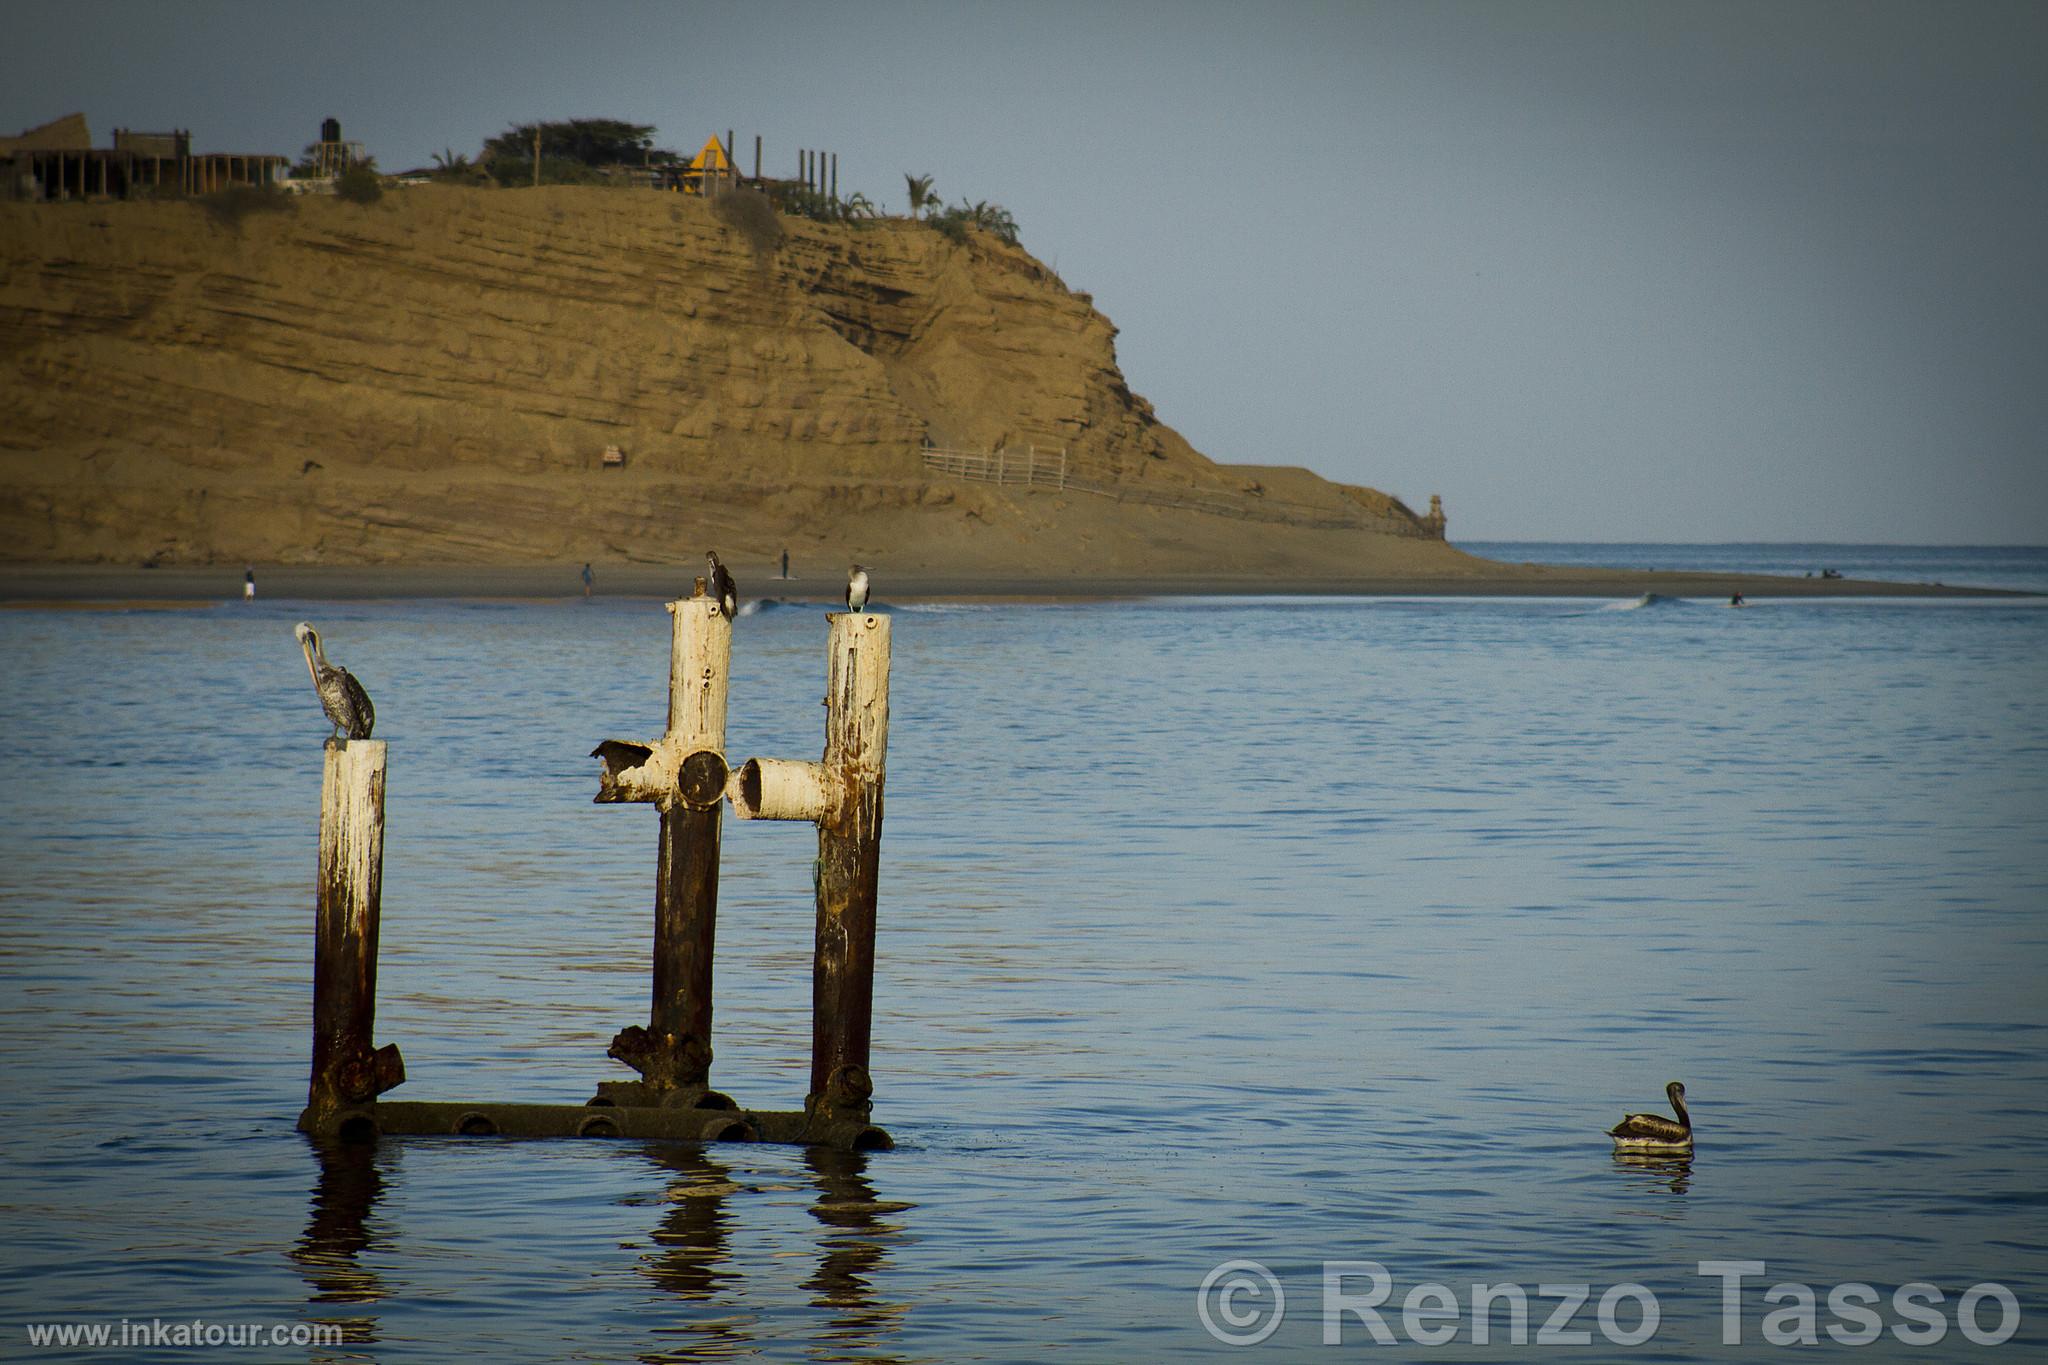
705,551 -> 738,619
1608,1081 -> 1692,1155
295,622 -> 375,745
846,564 -> 870,612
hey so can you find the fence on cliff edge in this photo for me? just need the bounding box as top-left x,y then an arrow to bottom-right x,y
920,446 -> 1432,537
921,445 -> 1070,491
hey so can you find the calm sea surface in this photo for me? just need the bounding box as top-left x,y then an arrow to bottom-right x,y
3,545 -> 2044,1361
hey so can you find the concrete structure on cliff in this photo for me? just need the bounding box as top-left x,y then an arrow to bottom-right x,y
3,112 -> 286,202
1423,495 -> 1447,538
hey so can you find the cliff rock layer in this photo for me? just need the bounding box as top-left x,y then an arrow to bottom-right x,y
1,186 -> 1467,577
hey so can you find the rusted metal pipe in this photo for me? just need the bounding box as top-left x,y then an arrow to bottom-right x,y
728,611 -> 893,1128
730,756 -> 828,822
358,1101 -> 888,1150
300,740 -> 405,1137
368,1101 -> 756,1143
811,612 -> 891,1123
593,585 -> 735,1109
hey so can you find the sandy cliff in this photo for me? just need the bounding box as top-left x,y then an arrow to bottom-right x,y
0,186 -> 1478,578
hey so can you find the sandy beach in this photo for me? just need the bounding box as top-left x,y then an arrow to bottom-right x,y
0,559 -> 2026,605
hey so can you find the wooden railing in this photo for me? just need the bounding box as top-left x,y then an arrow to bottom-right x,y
921,445 -> 1069,490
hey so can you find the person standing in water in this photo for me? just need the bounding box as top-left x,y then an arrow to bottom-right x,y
581,563 -> 594,599
243,568 -> 256,601
780,549 -> 790,580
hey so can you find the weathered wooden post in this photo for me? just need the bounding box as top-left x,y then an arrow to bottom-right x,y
589,581 -> 737,1111
731,610 -> 891,1145
298,741 -> 406,1138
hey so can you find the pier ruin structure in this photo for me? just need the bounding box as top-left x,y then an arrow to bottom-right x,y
296,581 -> 895,1151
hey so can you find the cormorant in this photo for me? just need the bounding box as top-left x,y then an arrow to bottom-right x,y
1607,1081 -> 1693,1155
846,564 -> 870,613
706,551 -> 738,619
295,622 -> 375,745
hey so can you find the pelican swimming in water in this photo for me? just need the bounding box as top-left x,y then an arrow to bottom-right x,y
846,564 -> 870,613
706,551 -> 738,620
295,622 -> 375,745
1608,1080 -> 1692,1155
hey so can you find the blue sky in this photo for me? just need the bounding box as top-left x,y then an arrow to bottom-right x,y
9,0 -> 2044,542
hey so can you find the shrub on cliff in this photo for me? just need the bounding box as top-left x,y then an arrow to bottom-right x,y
712,187 -> 784,256
430,149 -> 489,186
928,199 -> 1020,247
336,162 -> 383,204
766,185 -> 878,226
200,184 -> 294,231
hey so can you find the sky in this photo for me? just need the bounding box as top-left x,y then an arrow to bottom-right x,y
9,0 -> 2045,543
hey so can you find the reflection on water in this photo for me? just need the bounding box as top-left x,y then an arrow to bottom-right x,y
1611,1151 -> 1693,1199
639,1144 -> 751,1362
803,1147 -> 913,1358
630,1143 -> 913,1363
292,1137 -> 390,1345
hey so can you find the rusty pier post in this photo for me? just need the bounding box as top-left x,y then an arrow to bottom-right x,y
812,610 -> 889,1127
299,741 -> 405,1138
591,581 -> 736,1112
733,610 -> 892,1147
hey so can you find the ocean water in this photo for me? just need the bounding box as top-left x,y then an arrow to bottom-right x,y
1464,541 -> 2048,595
1,546 -> 2044,1361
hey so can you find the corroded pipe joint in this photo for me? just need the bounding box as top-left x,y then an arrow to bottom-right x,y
591,737 -> 672,805
677,748 -> 729,810
607,1025 -> 713,1086
334,1042 -> 406,1103
824,1063 -> 873,1106
730,756 -> 829,822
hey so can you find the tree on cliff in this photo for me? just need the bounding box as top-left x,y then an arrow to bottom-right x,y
481,119 -> 679,185
903,173 -> 937,218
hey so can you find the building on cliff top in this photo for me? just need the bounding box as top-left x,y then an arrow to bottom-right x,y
4,111 -> 285,202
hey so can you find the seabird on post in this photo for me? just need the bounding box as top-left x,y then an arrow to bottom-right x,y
705,551 -> 738,619
295,622 -> 375,746
846,564 -> 870,613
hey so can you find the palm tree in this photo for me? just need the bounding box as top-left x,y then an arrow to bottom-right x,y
903,173 -> 936,218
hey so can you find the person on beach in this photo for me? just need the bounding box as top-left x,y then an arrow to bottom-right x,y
781,549 -> 790,580
243,568 -> 256,601
581,563 -> 594,598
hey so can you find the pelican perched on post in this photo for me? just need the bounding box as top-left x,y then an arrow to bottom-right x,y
706,551 -> 738,620
846,564 -> 870,613
295,622 -> 375,746
1608,1081 -> 1692,1155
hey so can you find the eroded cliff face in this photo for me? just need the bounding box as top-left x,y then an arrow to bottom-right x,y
0,186 -> 1442,570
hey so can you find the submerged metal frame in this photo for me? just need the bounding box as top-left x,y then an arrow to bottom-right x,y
296,581 -> 894,1152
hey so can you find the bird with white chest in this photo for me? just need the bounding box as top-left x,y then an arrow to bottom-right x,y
846,564 -> 870,612
705,551 -> 738,619
295,622 -> 375,746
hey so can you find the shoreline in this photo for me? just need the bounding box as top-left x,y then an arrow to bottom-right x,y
1,562 -> 2034,604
